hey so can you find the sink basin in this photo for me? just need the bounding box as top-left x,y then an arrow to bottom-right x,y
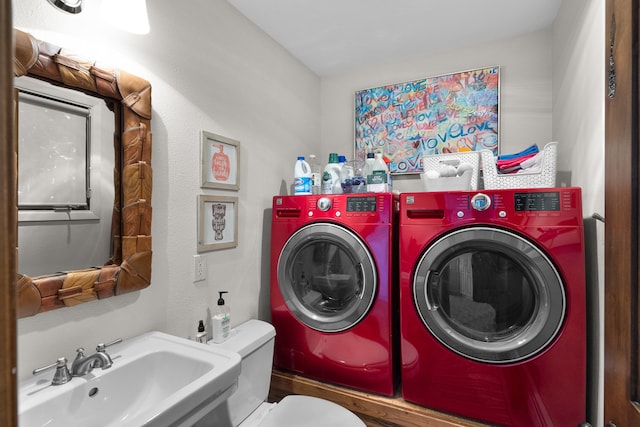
19,331 -> 241,427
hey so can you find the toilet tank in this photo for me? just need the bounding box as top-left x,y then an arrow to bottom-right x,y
196,319 -> 276,427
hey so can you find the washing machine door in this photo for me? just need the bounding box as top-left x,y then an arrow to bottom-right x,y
413,226 -> 565,363
277,223 -> 377,332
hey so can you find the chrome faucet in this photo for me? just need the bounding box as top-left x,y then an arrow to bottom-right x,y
71,338 -> 122,376
32,357 -> 72,385
71,349 -> 113,376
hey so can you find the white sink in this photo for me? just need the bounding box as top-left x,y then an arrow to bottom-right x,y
19,332 -> 241,427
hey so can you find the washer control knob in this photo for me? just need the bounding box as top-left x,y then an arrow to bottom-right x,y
471,193 -> 491,211
317,197 -> 331,211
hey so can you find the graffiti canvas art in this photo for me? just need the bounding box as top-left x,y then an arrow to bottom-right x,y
355,66 -> 499,174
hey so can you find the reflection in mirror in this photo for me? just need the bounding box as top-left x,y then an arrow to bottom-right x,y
14,28 -> 153,317
16,76 -> 115,277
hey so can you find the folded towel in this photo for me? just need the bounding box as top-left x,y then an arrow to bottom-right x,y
496,152 -> 538,171
517,152 -> 543,173
497,144 -> 539,161
499,152 -> 544,174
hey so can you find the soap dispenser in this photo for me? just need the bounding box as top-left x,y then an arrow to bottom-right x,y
212,291 -> 231,343
196,320 -> 207,344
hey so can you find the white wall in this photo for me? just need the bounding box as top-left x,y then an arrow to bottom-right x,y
552,0 -> 605,425
320,29 -> 553,192
14,0 -> 320,380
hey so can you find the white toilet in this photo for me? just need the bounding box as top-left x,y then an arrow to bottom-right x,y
194,319 -> 366,427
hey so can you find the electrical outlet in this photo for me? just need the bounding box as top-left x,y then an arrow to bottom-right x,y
193,255 -> 206,282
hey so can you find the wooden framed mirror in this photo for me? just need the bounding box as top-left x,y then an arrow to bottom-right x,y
13,28 -> 153,317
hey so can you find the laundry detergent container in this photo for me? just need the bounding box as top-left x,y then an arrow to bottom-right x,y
194,319 -> 365,427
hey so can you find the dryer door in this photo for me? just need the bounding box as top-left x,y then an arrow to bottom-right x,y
413,226 -> 565,363
277,223 -> 377,332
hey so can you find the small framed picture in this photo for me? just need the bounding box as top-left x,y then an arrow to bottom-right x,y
201,131 -> 240,190
197,195 -> 238,252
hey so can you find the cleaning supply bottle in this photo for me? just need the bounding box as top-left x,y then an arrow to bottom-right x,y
367,152 -> 390,192
212,291 -> 231,343
338,155 -> 347,171
383,155 -> 393,191
322,153 -> 341,194
196,320 -> 207,343
363,152 -> 376,190
337,155 -> 354,193
308,154 -> 322,195
294,156 -> 312,195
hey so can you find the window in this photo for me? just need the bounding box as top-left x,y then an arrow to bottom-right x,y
18,89 -> 91,211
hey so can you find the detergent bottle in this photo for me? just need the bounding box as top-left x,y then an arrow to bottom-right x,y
294,156 -> 312,195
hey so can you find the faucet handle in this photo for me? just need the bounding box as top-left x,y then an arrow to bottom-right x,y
96,338 -> 122,353
32,357 -> 72,386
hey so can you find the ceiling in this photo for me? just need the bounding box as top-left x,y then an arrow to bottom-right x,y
226,0 -> 563,76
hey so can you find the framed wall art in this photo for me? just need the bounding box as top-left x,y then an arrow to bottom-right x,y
197,195 -> 238,252
201,131 -> 240,190
355,66 -> 499,174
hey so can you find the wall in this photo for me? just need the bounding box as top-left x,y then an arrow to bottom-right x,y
14,0 -> 320,380
320,29 -> 553,192
552,0 -> 605,425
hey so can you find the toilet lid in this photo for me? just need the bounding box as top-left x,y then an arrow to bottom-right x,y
259,395 -> 366,427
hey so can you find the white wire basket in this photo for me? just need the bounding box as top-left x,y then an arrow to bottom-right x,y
481,142 -> 557,189
420,151 -> 480,191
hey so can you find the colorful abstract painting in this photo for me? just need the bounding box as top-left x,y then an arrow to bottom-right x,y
355,66 -> 499,174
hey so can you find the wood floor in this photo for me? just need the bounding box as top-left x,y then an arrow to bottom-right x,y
269,369 -> 490,427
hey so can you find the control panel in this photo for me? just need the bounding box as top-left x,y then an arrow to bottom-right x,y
401,188 -> 581,224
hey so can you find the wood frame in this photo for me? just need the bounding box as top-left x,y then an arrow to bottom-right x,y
197,195 -> 238,252
13,29 -> 153,317
604,0 -> 640,424
1,0 -> 17,424
200,130 -> 240,191
269,370 -> 489,427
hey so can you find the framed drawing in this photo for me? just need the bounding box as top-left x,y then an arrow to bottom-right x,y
197,195 -> 238,252
201,131 -> 240,190
355,66 -> 499,174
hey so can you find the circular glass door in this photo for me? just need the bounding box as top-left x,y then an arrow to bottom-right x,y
278,223 -> 377,332
413,226 -> 565,363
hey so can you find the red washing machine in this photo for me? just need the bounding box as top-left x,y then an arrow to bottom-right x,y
399,188 -> 587,426
271,193 -> 398,396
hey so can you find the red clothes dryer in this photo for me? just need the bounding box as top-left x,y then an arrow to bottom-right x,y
271,193 -> 397,396
399,188 -> 587,426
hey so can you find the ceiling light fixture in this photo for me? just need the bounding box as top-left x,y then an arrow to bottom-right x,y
100,0 -> 150,35
47,0 -> 82,14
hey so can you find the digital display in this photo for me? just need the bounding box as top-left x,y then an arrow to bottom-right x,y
515,192 -> 560,211
347,196 -> 377,212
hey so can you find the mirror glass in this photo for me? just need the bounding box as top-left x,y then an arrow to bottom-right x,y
14,28 -> 153,317
16,76 -> 115,277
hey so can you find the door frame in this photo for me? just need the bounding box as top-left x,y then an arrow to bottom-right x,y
604,0 -> 640,424
0,0 -> 18,425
